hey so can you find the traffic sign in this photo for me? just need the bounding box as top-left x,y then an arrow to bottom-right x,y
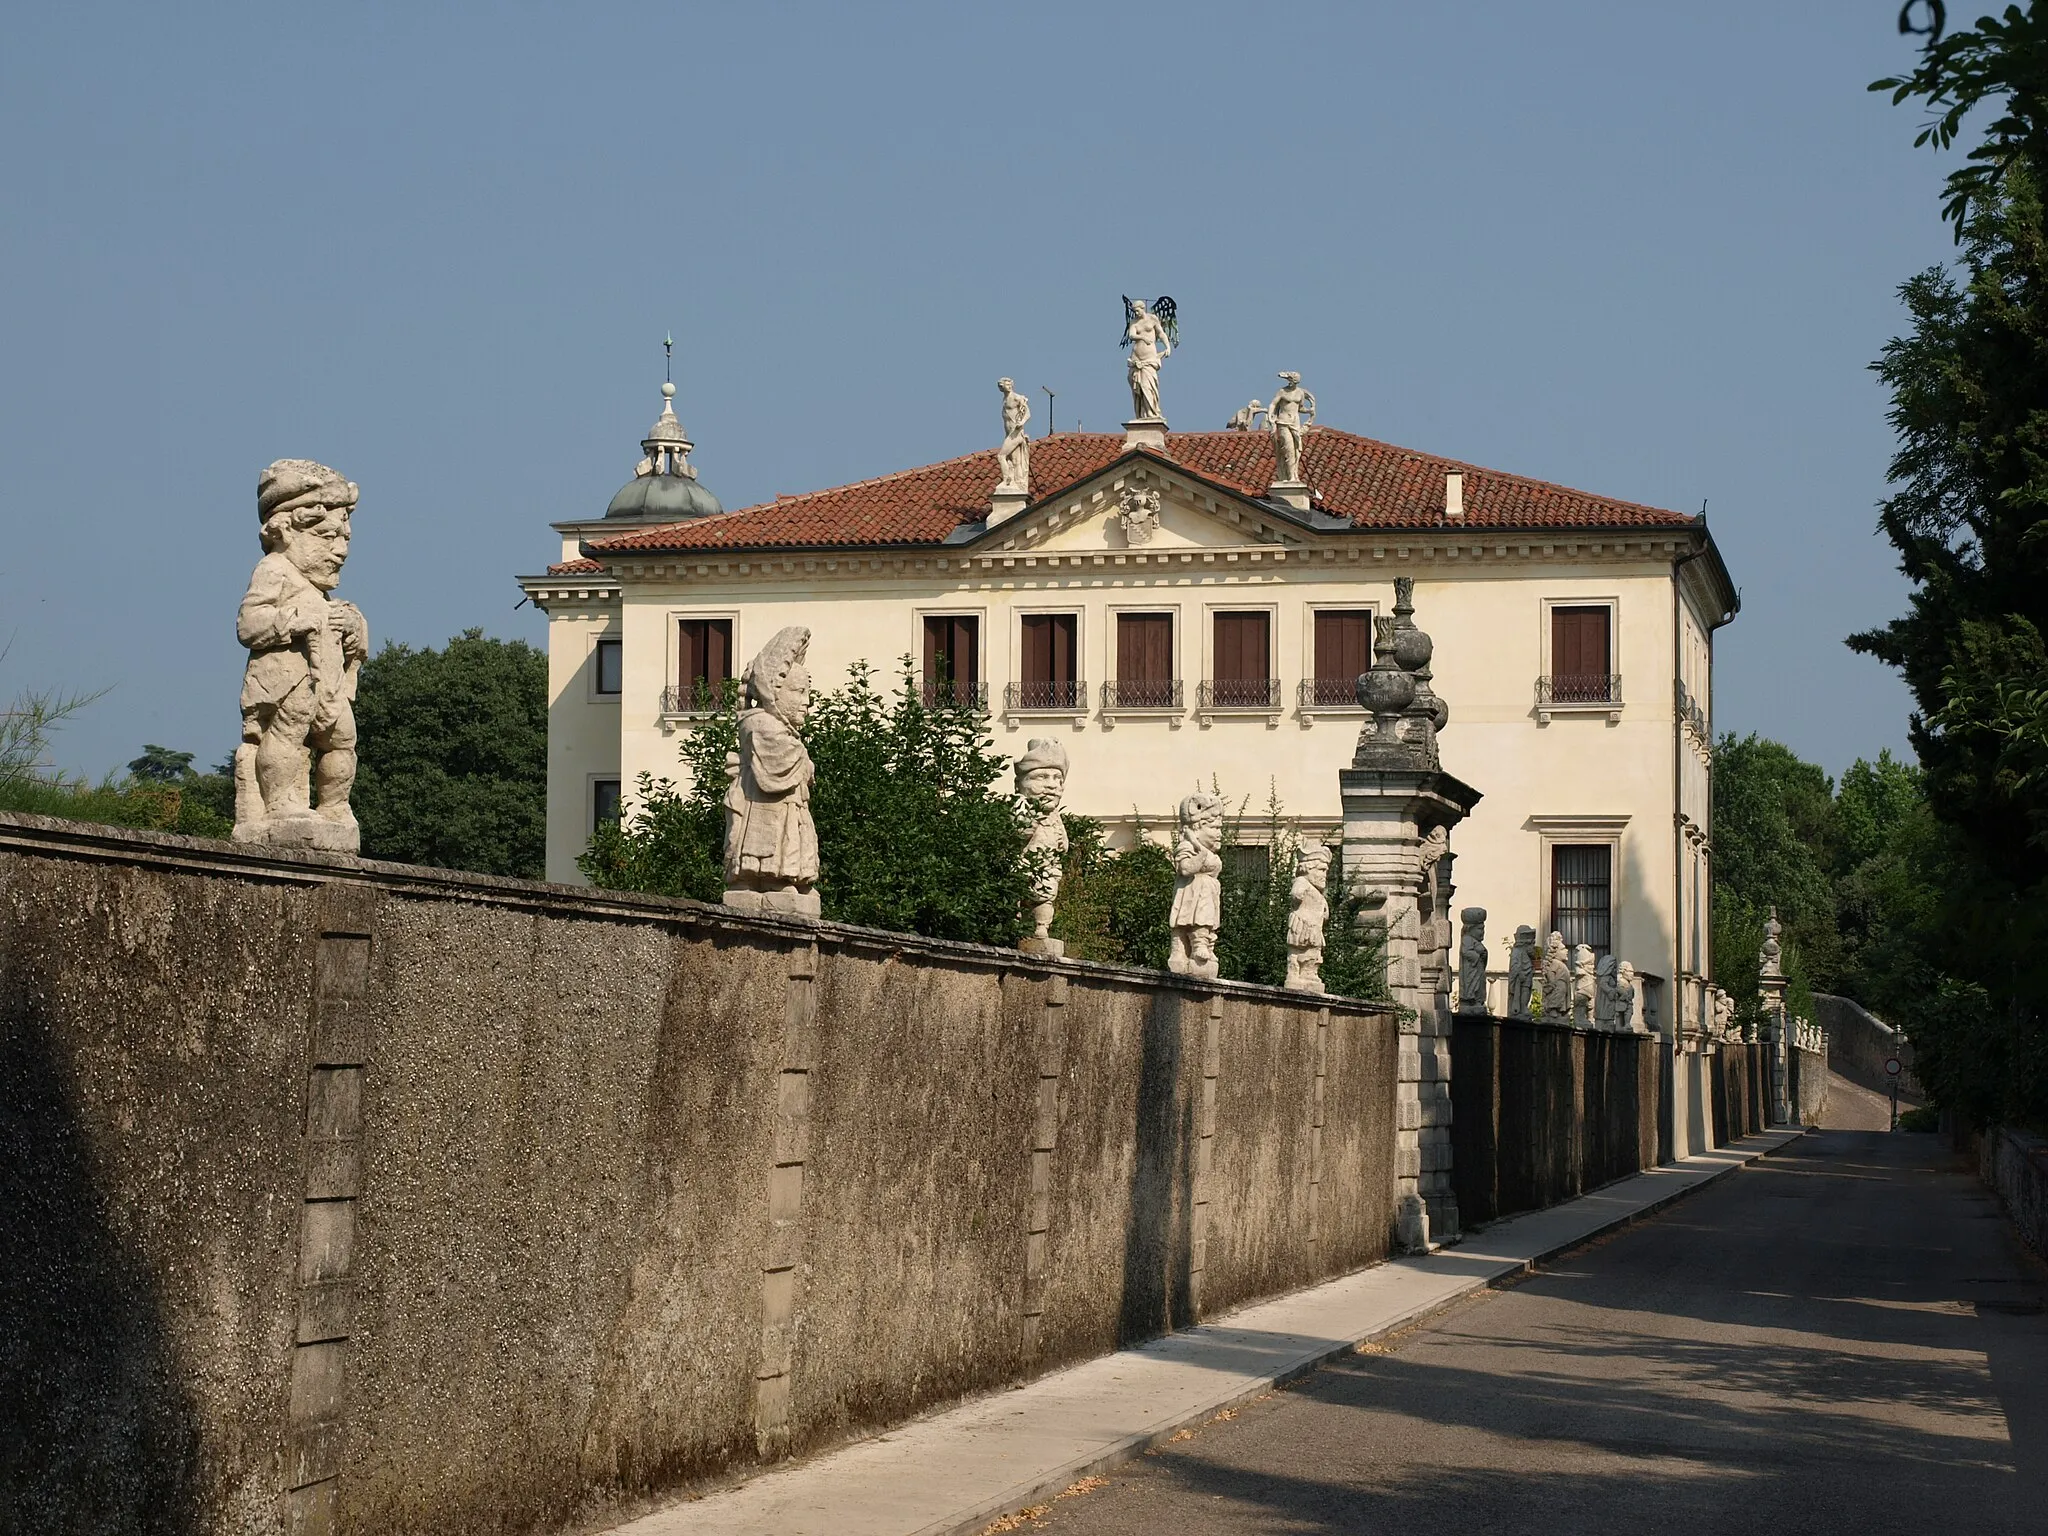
1885,1056 -> 1902,1077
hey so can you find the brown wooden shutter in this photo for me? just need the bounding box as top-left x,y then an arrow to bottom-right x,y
1551,606 -> 1610,679
1117,612 -> 1173,705
1313,610 -> 1370,681
679,619 -> 735,705
1021,614 -> 1076,686
1212,611 -> 1269,684
923,616 -> 980,697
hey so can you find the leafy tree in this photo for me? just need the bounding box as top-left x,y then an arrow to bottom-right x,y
1853,6 -> 2048,1125
1048,814 -> 1176,968
351,629 -> 548,878
126,744 -> 194,784
584,661 -> 1034,946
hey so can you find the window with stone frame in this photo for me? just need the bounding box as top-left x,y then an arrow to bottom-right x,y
922,614 -> 981,708
1550,843 -> 1612,956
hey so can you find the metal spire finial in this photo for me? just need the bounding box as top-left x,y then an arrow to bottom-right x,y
663,333 -> 674,385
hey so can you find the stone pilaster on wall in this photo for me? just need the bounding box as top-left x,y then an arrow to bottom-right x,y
1188,994 -> 1224,1317
1021,973 -> 1069,1357
285,881 -> 381,1536
1339,766 -> 1480,1251
755,941 -> 819,1457
1306,1006 -> 1330,1257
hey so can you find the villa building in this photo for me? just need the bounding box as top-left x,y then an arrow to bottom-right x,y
519,374 -> 1737,1036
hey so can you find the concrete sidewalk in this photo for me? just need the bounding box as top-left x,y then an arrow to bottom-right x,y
601,1131 -> 1803,1536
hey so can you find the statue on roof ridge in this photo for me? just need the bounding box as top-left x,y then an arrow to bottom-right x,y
1121,295 -> 1176,424
996,377 -> 1032,493
1269,371 -> 1316,487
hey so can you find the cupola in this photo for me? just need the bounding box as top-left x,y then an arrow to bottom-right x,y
605,343 -> 723,521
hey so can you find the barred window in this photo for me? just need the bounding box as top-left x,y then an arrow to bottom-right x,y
1551,843 -> 1612,955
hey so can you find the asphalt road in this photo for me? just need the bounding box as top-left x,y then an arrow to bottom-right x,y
1022,1132 -> 2048,1536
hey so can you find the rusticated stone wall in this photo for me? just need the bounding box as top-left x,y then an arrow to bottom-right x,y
0,812 -> 1397,1536
1447,1016 -> 1663,1228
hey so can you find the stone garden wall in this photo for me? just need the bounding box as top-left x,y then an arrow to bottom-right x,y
1710,1041 -> 1770,1144
1447,1016 -> 1664,1228
1814,991 -> 1921,1102
1791,1040 -> 1829,1126
0,812 -> 1397,1536
1979,1126 -> 2048,1258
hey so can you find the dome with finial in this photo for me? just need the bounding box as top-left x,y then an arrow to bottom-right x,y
606,348 -> 723,520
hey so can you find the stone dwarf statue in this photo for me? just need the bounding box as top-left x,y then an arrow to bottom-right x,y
1506,924 -> 1537,1021
1570,944 -> 1597,1026
1014,738 -> 1070,956
234,459 -> 369,852
1541,931 -> 1571,1022
996,377 -> 1032,493
1168,792 -> 1224,980
1594,954 -> 1620,1030
1284,844 -> 1332,993
1617,960 -> 1640,1032
1456,907 -> 1488,1015
722,626 -> 821,917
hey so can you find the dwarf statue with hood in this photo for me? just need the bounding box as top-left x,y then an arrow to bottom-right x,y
234,459 -> 369,852
1015,737 -> 1071,956
722,626 -> 822,916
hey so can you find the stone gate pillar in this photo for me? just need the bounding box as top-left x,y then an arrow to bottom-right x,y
1340,579 -> 1481,1251
1758,908 -> 1792,1126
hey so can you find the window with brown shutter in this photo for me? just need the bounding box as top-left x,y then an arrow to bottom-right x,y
677,619 -> 733,711
1551,843 -> 1613,955
1208,611 -> 1274,707
1114,612 -> 1175,708
1549,605 -> 1613,703
1310,610 -> 1370,706
1017,613 -> 1080,709
922,614 -> 981,707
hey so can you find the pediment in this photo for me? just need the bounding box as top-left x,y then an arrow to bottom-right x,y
974,458 -> 1308,557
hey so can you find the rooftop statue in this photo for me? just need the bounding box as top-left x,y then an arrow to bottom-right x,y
234,459 -> 368,852
1225,398 -> 1266,432
1121,295 -> 1177,424
1015,738 -> 1070,956
723,626 -> 821,917
1168,792 -> 1223,980
1268,371 -> 1316,486
1285,844 -> 1332,993
996,377 -> 1032,494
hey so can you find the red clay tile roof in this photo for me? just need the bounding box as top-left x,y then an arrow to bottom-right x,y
585,428 -> 1696,557
545,557 -> 610,575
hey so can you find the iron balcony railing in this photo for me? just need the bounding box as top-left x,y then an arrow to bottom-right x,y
1298,677 -> 1361,708
1535,673 -> 1623,707
920,679 -> 989,711
1100,679 -> 1183,710
1197,678 -> 1282,710
1004,679 -> 1088,711
659,678 -> 740,715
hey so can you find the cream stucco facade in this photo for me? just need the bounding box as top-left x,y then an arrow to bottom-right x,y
522,423 -> 1736,1036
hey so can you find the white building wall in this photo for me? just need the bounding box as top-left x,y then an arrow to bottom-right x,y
596,562 -> 1684,998
542,601 -> 623,883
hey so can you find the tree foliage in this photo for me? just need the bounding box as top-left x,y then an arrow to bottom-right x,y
1850,6 -> 2048,1126
351,629 -> 548,878
584,660 -> 1035,945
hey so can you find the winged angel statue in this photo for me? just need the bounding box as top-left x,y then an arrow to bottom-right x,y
1121,295 -> 1178,422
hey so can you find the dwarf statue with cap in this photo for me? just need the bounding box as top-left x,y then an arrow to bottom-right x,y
723,625 -> 822,917
1168,792 -> 1225,980
1285,844 -> 1332,993
234,459 -> 368,852
1015,738 -> 1070,956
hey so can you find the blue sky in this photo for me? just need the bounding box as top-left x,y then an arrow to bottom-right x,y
0,3 -> 1953,781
